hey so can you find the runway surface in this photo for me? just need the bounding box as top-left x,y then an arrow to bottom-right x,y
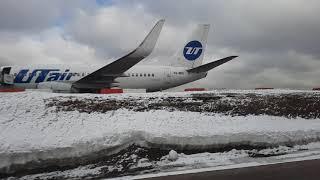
143,159 -> 320,180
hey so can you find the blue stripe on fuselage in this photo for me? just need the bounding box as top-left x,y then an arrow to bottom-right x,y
14,69 -> 72,83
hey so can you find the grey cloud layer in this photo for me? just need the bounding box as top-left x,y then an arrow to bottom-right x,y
0,0 -> 320,89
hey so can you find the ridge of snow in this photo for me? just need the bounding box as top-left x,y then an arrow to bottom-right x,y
1,91 -> 320,171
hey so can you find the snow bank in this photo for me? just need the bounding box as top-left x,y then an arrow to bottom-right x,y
17,142 -> 320,180
1,90 -> 320,174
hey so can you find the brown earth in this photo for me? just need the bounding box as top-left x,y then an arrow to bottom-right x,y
46,92 -> 320,119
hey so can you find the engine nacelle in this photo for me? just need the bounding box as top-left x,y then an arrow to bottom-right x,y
37,82 -> 73,93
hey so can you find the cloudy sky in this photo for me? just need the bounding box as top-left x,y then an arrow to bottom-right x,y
1,0 -> 320,89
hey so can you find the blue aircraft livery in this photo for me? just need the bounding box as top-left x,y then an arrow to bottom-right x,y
14,69 -> 73,83
183,40 -> 203,61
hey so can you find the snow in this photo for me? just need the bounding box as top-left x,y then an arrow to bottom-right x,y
168,150 -> 178,161
14,142 -> 320,180
1,90 -> 320,176
19,165 -> 105,180
158,149 -> 248,170
135,158 -> 153,168
155,142 -> 320,173
130,143 -> 320,180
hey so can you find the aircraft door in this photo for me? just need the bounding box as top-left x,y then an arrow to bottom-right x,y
163,67 -> 172,85
0,67 -> 14,85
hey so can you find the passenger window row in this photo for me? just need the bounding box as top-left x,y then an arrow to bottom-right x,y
128,73 -> 155,77
13,72 -> 158,78
173,72 -> 184,75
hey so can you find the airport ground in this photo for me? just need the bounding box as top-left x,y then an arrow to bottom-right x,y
1,90 -> 320,179
144,159 -> 320,180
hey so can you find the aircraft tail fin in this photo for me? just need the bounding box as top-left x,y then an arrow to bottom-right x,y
175,24 -> 210,68
187,56 -> 238,73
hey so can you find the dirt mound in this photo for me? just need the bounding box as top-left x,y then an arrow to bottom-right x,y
47,92 -> 320,119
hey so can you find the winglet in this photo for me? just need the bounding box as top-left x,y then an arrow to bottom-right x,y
131,19 -> 165,58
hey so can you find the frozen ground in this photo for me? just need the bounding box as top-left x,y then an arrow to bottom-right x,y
1,90 -> 320,179
15,142 -> 320,180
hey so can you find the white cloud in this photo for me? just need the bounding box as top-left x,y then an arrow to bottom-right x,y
66,5 -> 158,58
0,28 -> 100,66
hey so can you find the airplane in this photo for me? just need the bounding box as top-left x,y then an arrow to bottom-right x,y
0,19 -> 237,93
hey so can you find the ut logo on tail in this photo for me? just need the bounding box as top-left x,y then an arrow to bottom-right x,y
183,40 -> 203,61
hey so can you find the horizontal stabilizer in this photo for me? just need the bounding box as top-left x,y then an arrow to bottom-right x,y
187,56 -> 238,73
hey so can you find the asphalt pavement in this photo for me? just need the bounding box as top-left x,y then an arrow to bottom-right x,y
142,159 -> 320,180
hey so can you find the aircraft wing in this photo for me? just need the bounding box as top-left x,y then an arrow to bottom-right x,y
73,19 -> 165,89
187,56 -> 238,73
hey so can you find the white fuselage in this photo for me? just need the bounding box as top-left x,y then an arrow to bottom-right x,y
6,64 -> 207,92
